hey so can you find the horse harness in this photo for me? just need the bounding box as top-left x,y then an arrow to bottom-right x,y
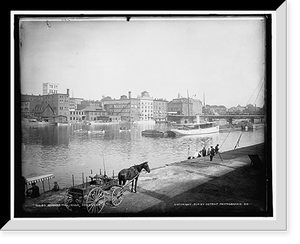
126,166 -> 140,180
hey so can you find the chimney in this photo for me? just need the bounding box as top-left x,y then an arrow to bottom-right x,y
67,89 -> 69,95
128,91 -> 131,99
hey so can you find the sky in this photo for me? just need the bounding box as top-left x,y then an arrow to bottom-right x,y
19,16 -> 266,108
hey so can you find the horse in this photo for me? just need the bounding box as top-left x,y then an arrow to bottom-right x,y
118,161 -> 150,193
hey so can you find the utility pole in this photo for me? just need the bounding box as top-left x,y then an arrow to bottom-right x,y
187,89 -> 190,123
203,92 -> 206,114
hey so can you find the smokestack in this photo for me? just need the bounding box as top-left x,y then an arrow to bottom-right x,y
128,91 -> 131,99
67,89 -> 69,95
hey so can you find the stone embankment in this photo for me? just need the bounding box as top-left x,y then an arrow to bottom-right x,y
22,143 -> 266,217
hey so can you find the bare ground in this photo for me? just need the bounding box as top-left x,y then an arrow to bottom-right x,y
20,143 -> 270,217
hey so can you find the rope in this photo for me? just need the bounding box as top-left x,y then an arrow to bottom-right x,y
253,81 -> 265,106
217,77 -> 264,158
246,75 -> 264,105
234,133 -> 243,150
217,127 -> 233,162
219,127 -> 232,150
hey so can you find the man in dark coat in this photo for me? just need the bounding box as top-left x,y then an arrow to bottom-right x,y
26,182 -> 40,198
215,144 -> 219,154
210,146 -> 215,161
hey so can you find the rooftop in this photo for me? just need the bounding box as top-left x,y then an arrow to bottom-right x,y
81,105 -> 106,112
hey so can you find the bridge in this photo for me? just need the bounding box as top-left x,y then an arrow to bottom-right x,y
167,114 -> 265,124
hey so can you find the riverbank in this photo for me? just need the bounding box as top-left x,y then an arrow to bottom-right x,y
21,143 -> 268,217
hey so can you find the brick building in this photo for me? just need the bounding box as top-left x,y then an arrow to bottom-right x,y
21,89 -> 70,120
42,89 -> 70,119
153,99 -> 168,122
137,91 -> 153,121
168,97 -> 202,116
21,94 -> 43,117
102,91 -> 139,122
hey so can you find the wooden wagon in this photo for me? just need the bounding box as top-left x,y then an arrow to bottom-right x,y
64,174 -> 124,214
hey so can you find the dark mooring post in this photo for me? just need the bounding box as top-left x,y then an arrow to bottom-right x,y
82,173 -> 84,188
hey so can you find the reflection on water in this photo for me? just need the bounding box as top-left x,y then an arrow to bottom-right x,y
21,123 -> 264,188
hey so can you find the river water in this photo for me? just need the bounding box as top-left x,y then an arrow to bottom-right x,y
21,122 -> 264,188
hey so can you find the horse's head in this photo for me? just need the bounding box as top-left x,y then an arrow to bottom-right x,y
142,161 -> 150,173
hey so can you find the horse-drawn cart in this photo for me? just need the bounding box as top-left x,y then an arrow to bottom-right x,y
64,162 -> 150,214
64,174 -> 124,214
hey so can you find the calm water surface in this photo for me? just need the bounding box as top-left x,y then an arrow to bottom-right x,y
21,123 -> 264,188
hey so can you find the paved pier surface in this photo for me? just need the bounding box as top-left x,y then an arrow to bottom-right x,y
22,143 -> 268,217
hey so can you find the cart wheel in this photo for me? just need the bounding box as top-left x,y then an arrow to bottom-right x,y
64,189 -> 82,213
86,187 -> 105,214
111,186 -> 124,206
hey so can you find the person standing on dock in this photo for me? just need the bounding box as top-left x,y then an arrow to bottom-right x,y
210,146 -> 215,161
207,147 -> 211,156
215,144 -> 219,154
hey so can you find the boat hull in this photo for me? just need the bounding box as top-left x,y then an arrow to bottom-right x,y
141,130 -> 167,137
51,122 -> 69,126
171,126 -> 219,136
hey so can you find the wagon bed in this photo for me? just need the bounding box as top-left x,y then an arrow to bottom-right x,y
64,176 -> 124,214
64,175 -> 131,214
